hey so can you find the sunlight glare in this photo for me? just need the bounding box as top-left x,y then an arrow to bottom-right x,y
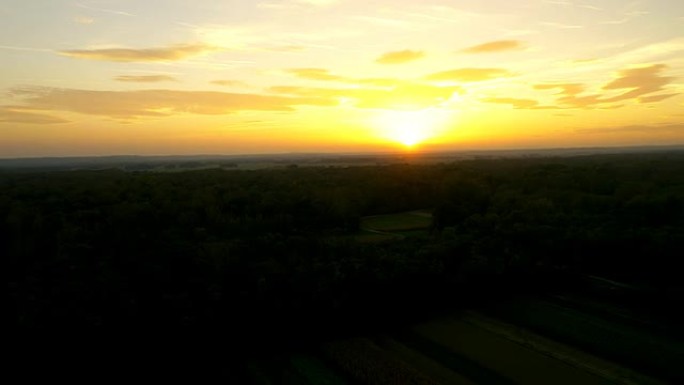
374,108 -> 452,147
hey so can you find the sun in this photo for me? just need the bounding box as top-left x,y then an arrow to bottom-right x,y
374,108 -> 451,147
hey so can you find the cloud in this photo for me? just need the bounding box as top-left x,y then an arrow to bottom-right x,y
258,0 -> 338,10
426,68 -> 512,82
638,93 -> 679,103
0,106 -> 69,124
534,64 -> 677,109
10,87 -> 336,119
603,37 -> 684,67
73,16 -> 95,25
461,40 -> 524,54
74,3 -> 135,17
0,45 -> 52,53
114,75 -> 178,83
576,123 -> 684,134
352,16 -> 410,28
284,68 -> 404,88
540,21 -> 583,29
211,80 -> 249,87
59,43 -> 217,62
481,97 -> 560,110
296,0 -> 338,5
286,68 -> 345,81
375,49 -> 425,64
270,82 -> 461,110
601,64 -> 674,101
481,97 -> 540,109
353,78 -> 400,87
534,83 -> 585,96
600,11 -> 649,25
544,1 -> 602,11
261,44 -> 306,52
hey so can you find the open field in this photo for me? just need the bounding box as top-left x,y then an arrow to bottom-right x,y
354,210 -> 433,243
240,300 -> 671,385
482,298 -> 684,382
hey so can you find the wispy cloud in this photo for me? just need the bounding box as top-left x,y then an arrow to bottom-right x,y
375,49 -> 425,65
285,68 -> 404,87
295,0 -> 338,5
211,80 -> 249,87
461,40 -> 525,54
286,68 -> 345,81
74,3 -> 135,17
73,16 -> 95,25
544,0 -> 571,5
576,122 -> 684,134
259,45 -> 306,52
0,45 -> 52,53
540,21 -> 584,29
353,78 -> 399,87
0,106 -> 69,124
601,64 -> 675,102
59,43 -> 218,62
481,97 -> 541,109
601,11 -> 649,25
638,93 -> 679,103
10,87 -> 337,119
352,16 -> 410,28
535,64 -> 677,109
534,83 -> 585,96
579,3 -> 602,11
426,68 -> 512,82
114,75 -> 178,83
258,0 -> 338,10
544,1 -> 602,11
611,37 -> 684,65
270,82 -> 460,110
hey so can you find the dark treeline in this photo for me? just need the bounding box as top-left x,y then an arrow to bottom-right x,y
5,152 -> 684,342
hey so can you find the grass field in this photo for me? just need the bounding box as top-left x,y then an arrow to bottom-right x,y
406,316 -> 616,385
239,301 -> 671,385
482,298 -> 684,382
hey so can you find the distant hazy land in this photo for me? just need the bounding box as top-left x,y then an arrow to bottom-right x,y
2,145 -> 683,171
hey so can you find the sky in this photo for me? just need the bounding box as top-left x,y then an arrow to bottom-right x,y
1,0 -> 683,157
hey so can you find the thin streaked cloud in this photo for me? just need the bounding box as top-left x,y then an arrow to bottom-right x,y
482,97 -> 541,109
461,40 -> 525,54
540,21 -> 584,29
73,16 -> 95,25
59,44 -> 219,63
576,122 -> 684,134
286,68 -> 345,81
0,106 -> 69,124
0,45 -> 52,53
74,3 -> 136,17
114,75 -> 178,83
426,68 -> 513,82
375,50 -> 425,65
9,86 -> 337,119
211,80 -> 249,87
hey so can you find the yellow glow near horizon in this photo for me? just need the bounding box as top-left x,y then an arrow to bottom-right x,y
374,108 -> 453,147
1,0 -> 683,157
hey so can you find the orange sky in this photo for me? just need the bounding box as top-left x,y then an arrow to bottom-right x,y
1,0 -> 683,157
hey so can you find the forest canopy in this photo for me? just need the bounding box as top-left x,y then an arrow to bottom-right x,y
5,152 -> 684,333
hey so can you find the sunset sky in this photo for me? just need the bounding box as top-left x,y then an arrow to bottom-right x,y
1,0 -> 683,157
